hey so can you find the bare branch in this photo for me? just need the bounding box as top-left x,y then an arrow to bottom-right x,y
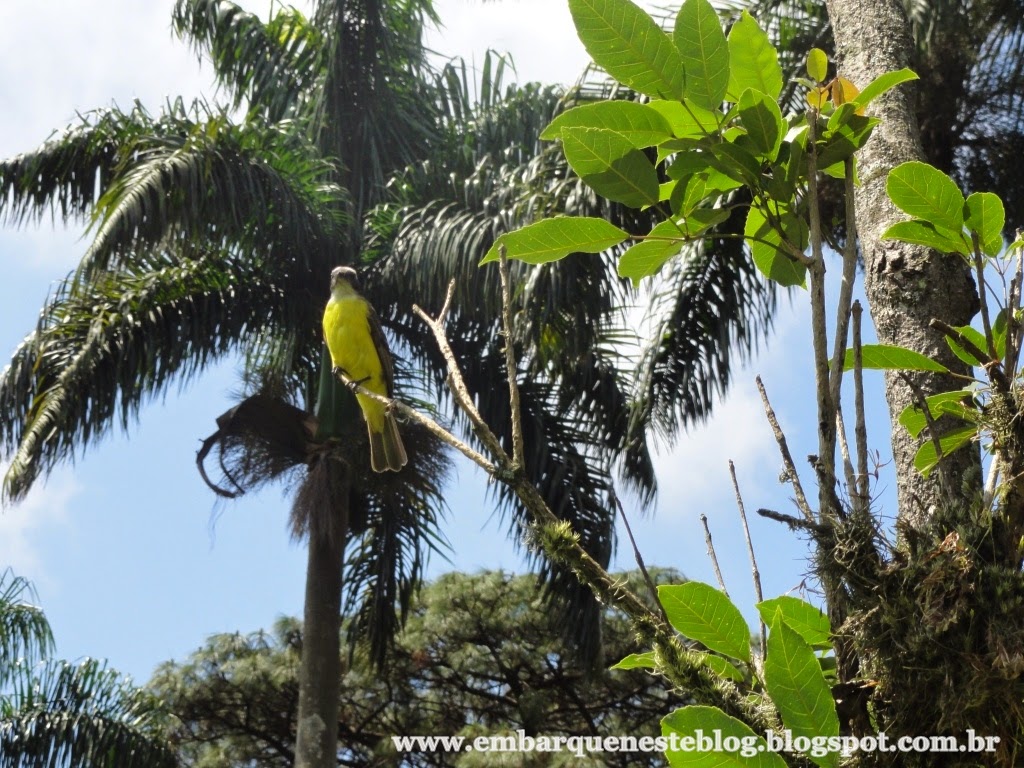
756,375 -> 816,523
729,460 -> 765,666
498,246 -> 525,467
700,513 -> 729,597
852,301 -> 870,506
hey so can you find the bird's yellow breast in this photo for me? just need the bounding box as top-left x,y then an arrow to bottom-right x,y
323,294 -> 387,398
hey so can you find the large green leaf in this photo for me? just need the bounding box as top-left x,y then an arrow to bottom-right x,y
756,596 -> 831,649
480,216 -> 628,264
647,99 -> 721,138
662,706 -> 786,767
886,161 -> 966,234
569,0 -> 684,99
914,424 -> 979,476
942,323 -> 992,367
841,343 -> 949,372
658,582 -> 750,662
541,101 -> 673,148
897,390 -> 977,438
674,0 -> 730,110
744,205 -> 808,287
727,11 -> 782,101
612,651 -> 657,669
737,88 -> 784,160
562,127 -> 660,207
964,191 -> 1005,257
853,68 -> 919,109
764,615 -> 840,768
618,219 -> 686,283
881,220 -> 970,257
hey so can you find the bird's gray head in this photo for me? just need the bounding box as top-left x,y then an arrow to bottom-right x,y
330,265 -> 360,291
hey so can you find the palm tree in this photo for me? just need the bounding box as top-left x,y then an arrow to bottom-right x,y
0,570 -> 175,767
0,2 -> 802,763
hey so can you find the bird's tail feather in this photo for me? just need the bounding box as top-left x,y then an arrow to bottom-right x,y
368,413 -> 408,473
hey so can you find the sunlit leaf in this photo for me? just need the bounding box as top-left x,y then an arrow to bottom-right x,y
569,0 -> 684,99
887,161 -> 966,234
541,101 -> 673,148
561,127 -> 660,207
481,216 -> 628,265
675,0 -> 730,110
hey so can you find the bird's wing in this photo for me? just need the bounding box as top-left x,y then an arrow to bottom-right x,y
366,302 -> 396,397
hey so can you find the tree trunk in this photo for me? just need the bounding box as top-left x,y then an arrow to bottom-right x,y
294,467 -> 349,768
823,0 -> 981,529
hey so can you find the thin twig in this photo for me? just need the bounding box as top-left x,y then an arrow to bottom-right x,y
756,375 -> 816,523
929,317 -> 1009,391
333,370 -> 497,474
614,491 -> 669,625
973,237 -> 996,359
412,302 -> 510,462
756,508 -> 825,533
827,156 -> 860,415
498,246 -> 525,467
852,301 -> 870,506
836,404 -> 858,498
700,514 -> 729,598
729,460 -> 765,666
805,110 -> 838,509
897,371 -> 951,496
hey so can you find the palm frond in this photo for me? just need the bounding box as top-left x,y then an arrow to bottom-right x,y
340,421 -> 453,668
633,209 -> 777,441
77,107 -> 345,280
0,251 -> 319,503
0,571 -> 54,680
173,0 -> 325,122
0,658 -> 175,768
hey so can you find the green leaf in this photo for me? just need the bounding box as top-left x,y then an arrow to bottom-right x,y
806,48 -> 828,82
815,114 -> 878,169
675,0 -> 730,110
897,390 -> 977,439
727,11 -> 782,101
481,217 -> 628,264
764,615 -> 840,768
993,309 -> 1008,360
756,596 -> 831,649
541,101 -> 674,148
562,127 -> 660,207
618,219 -> 686,283
737,88 -> 785,160
612,651 -> 657,669
914,425 -> 979,476
887,161 -> 966,234
647,99 -> 722,138
694,651 -> 745,682
842,343 -> 949,373
708,141 -> 762,187
853,68 -> 919,108
881,220 -> 971,256
569,0 -> 684,99
658,582 -> 751,662
744,205 -> 808,287
663,706 -> 787,767
943,324 -> 992,367
964,191 -> 1005,257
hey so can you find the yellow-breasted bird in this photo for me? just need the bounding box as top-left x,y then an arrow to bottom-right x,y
322,266 -> 408,472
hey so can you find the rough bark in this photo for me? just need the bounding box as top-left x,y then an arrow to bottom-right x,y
294,480 -> 348,768
823,0 -> 981,529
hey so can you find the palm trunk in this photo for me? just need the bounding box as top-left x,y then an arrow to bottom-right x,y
294,473 -> 349,768
823,0 -> 981,529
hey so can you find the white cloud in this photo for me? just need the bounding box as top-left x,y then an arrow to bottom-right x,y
0,470 -> 79,586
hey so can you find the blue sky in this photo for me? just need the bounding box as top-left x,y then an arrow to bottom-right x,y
0,0 -> 897,684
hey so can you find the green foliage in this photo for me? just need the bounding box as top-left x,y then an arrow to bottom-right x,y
662,705 -> 785,767
152,571 -> 683,767
658,583 -> 751,663
1,572 -> 174,768
755,596 -> 830,649
763,616 -> 839,768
